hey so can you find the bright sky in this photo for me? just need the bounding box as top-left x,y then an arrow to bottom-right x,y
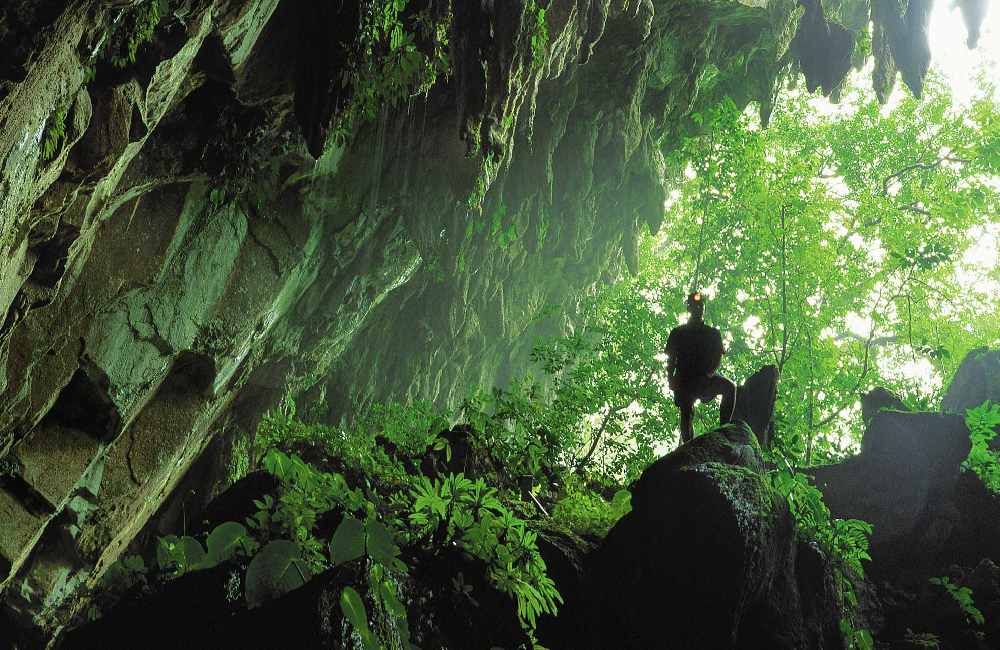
929,1 -> 998,102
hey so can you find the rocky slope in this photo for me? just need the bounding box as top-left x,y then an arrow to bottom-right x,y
0,0 -> 987,645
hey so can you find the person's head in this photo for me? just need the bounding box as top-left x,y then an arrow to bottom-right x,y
686,291 -> 705,320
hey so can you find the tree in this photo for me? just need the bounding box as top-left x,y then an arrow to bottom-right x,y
647,73 -> 1000,464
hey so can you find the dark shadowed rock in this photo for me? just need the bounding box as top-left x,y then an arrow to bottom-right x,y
732,365 -> 779,446
566,427 -> 844,649
863,387 -> 909,425
631,421 -> 763,515
534,528 -> 598,649
809,412 -> 971,576
941,348 -> 1000,414
61,562 -> 359,650
199,471 -> 280,534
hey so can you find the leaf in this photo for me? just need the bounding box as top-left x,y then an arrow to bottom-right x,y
156,534 -> 206,576
330,515 -> 365,565
204,522 -> 250,567
378,580 -> 407,619
340,586 -> 378,650
245,540 -> 312,608
262,449 -> 293,480
156,535 -> 181,572
365,519 -> 399,564
181,536 -> 207,570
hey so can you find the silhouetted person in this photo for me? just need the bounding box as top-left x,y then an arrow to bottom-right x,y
664,292 -> 737,443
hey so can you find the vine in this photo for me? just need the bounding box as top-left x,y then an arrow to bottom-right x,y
331,0 -> 452,147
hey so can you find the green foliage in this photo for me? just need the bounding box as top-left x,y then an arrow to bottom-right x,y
768,468 -> 872,577
227,433 -> 251,486
156,534 -> 207,578
150,521 -> 256,581
408,472 -> 562,629
341,585 -> 379,649
254,448 -> 367,569
962,401 -> 1000,492
331,0 -> 452,146
839,619 -> 875,650
551,479 -> 632,538
254,394 -> 429,488
205,522 -> 253,567
527,1 -> 548,69
767,454 -> 873,647
930,576 -> 985,626
330,515 -> 405,571
330,515 -> 366,565
653,77 -> 1000,464
525,274 -> 679,482
40,106 -> 68,162
248,398 -> 566,642
109,0 -> 166,69
80,0 -> 169,85
462,378 -> 555,480
245,540 -> 312,608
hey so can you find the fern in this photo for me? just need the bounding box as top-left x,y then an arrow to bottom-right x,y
110,0 -> 165,69
930,576 -> 985,626
768,459 -> 874,648
40,107 -> 68,162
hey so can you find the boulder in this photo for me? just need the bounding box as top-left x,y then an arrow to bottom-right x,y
941,348 -> 1000,414
862,387 -> 908,425
570,427 -> 843,649
731,365 -> 779,447
809,411 -> 972,577
535,528 -> 597,649
60,562 -> 360,650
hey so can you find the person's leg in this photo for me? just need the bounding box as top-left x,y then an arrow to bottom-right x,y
675,393 -> 695,444
702,374 -> 737,426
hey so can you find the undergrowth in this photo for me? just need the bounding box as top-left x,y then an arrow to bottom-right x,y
102,391 -> 632,649
766,450 -> 875,650
962,400 -> 1000,492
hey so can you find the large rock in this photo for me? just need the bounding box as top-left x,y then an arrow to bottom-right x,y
941,348 -> 1000,414
565,427 -> 844,649
862,387 -> 908,425
731,365 -> 779,446
809,411 -> 973,577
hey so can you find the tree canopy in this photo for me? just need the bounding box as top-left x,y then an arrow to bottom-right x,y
523,73 -> 1000,475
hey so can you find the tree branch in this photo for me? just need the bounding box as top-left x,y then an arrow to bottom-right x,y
881,156 -> 970,196
576,404 -> 626,470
